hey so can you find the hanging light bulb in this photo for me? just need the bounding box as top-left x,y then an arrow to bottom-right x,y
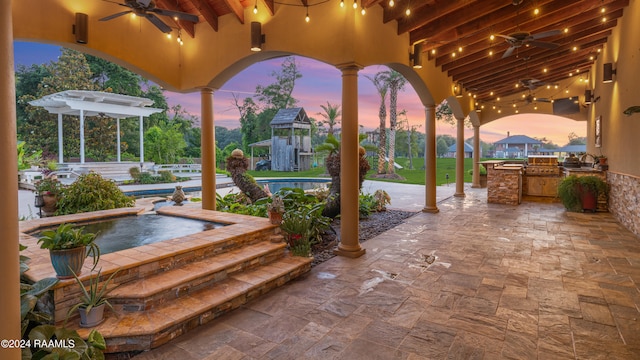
361,6 -> 366,15
166,32 -> 172,39
305,6 -> 310,22
353,0 -> 358,9
253,1 -> 258,14
340,0 -> 344,7
389,0 -> 394,6
405,7 -> 411,16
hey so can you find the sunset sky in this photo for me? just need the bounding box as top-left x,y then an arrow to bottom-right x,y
14,41 -> 586,146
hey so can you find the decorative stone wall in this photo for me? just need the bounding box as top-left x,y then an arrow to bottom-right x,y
487,166 -> 522,205
607,172 -> 640,237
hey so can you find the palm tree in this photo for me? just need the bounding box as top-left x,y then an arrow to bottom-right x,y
365,72 -> 389,174
385,70 -> 407,175
317,102 -> 341,136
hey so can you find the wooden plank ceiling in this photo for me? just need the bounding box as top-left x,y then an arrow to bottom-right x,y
107,0 -> 629,105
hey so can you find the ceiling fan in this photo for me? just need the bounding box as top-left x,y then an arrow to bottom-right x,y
496,29 -> 562,58
100,0 -> 199,34
519,78 -> 557,90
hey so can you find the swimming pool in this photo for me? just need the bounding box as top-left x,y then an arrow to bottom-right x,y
256,178 -> 330,193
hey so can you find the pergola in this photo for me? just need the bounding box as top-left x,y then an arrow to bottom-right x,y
28,90 -> 163,164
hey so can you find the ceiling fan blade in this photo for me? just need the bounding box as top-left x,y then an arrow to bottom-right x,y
145,13 -> 172,33
502,46 -> 516,59
495,34 -> 516,41
530,29 -> 562,40
528,40 -> 559,49
99,10 -> 133,21
536,98 -> 552,103
152,8 -> 199,23
136,0 -> 153,6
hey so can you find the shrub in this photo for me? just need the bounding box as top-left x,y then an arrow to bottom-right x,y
56,173 -> 135,215
158,170 -> 176,182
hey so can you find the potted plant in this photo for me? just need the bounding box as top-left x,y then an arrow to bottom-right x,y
280,210 -> 313,257
558,175 -> 609,212
267,194 -> 285,225
34,177 -> 64,216
37,223 -> 100,279
66,268 -> 120,328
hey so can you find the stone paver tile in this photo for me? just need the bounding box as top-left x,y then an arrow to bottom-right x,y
609,304 -> 640,320
329,314 -> 373,341
359,319 -> 410,349
579,301 -> 615,326
431,291 -> 461,310
455,295 -> 498,316
339,338 -> 408,360
201,345 -> 245,360
573,336 -> 640,360
400,320 -> 456,358
319,298 -> 360,318
446,331 -> 487,359
226,329 -> 276,358
476,284 -> 503,303
302,334 -> 351,360
446,310 -> 508,341
248,313 -> 310,343
570,317 -> 623,343
615,317 -> 640,347
386,297 -> 429,329
219,307 -> 272,333
500,330 -> 538,360
133,344 -> 199,360
264,335 -> 317,360
303,308 -> 344,328
538,323 -> 574,359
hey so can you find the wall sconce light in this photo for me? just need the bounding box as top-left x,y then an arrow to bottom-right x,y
453,81 -> 463,98
73,13 -> 89,44
410,43 -> 423,69
584,89 -> 601,104
250,22 -> 265,52
603,62 -> 616,83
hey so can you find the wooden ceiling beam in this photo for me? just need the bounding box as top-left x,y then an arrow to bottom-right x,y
421,0 -> 626,59
446,22 -> 615,78
156,0 -> 196,37
406,0 -> 511,42
186,0 -> 218,32
261,0 -> 275,16
222,0 -> 245,24
393,0 -> 467,34
382,0 -> 440,24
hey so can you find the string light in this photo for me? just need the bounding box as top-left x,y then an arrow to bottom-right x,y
340,0 -> 344,8
305,6 -> 310,22
166,33 -> 172,39
361,6 -> 366,15
353,0 -> 358,9
253,0 -> 258,14
389,0 -> 394,7
533,8 -> 539,15
490,34 -> 495,41
177,29 -> 183,45
405,7 -> 411,16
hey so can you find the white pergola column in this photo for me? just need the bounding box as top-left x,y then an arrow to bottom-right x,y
423,105 -> 438,213
58,113 -> 63,164
1,0 -> 21,356
116,118 -> 121,162
79,109 -> 85,163
139,115 -> 144,166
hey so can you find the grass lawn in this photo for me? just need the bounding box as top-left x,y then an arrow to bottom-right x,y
247,157 -> 491,186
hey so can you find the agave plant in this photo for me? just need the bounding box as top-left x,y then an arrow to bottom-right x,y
66,268 -> 120,326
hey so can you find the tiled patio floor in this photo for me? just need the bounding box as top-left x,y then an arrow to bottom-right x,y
134,188 -> 640,359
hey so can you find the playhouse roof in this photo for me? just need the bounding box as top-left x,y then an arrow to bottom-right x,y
270,108 -> 311,129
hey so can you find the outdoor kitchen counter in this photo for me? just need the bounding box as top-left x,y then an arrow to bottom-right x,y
483,161 -> 524,205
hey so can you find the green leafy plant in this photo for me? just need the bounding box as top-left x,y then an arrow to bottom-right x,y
28,325 -> 106,360
66,268 -> 120,326
20,244 -> 59,338
56,173 -> 135,215
37,223 -> 101,270
558,175 -> 609,212
280,204 -> 330,257
34,177 -> 64,195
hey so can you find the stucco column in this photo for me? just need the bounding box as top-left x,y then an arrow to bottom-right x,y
334,64 -> 365,258
471,124 -> 481,188
454,115 -> 465,197
0,1 -> 22,357
58,113 -> 64,164
423,105 -> 438,213
201,88 -> 216,210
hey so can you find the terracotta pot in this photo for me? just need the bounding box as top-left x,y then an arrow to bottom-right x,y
268,211 -> 283,225
50,246 -> 87,279
578,185 -> 597,212
41,193 -> 58,216
599,157 -> 608,165
79,303 -> 106,328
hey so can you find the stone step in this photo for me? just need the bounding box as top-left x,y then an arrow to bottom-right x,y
109,241 -> 287,311
74,255 -> 313,353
